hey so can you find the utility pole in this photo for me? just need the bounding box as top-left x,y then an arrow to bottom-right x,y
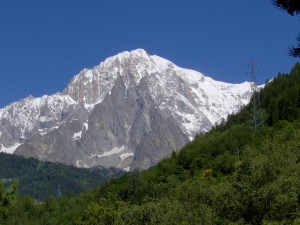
236,147 -> 241,160
57,184 -> 62,198
249,60 -> 264,130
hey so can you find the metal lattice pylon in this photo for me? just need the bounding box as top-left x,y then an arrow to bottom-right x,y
249,61 -> 264,130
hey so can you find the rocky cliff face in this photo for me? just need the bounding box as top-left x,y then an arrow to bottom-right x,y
0,49 -> 254,170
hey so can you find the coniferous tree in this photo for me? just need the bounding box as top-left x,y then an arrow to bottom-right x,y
272,0 -> 300,57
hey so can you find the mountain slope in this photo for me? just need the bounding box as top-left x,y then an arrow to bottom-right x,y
0,152 -> 123,201
0,49 -> 254,170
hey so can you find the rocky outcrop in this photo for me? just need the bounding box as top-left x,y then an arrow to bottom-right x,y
0,49 -> 255,170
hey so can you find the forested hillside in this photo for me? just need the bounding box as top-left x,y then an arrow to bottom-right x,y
1,64 -> 300,224
0,153 -> 123,201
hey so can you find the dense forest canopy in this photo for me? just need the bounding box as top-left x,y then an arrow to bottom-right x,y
0,153 -> 123,201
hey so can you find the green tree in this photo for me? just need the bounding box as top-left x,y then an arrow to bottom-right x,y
0,180 -> 17,222
76,193 -> 126,225
272,0 -> 300,57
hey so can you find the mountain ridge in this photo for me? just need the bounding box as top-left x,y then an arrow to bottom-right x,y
0,49 -> 254,170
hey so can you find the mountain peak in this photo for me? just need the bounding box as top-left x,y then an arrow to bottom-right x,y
128,48 -> 149,56
99,48 -> 151,68
117,48 -> 149,58
1,49 -> 255,170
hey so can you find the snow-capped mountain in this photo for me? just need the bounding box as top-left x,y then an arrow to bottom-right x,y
0,49 -> 254,170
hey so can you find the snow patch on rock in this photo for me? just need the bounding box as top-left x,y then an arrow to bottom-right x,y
0,143 -> 22,154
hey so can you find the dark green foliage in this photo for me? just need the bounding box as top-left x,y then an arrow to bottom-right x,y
272,0 -> 300,57
74,119 -> 298,224
0,180 -> 17,223
0,153 -> 123,201
272,0 -> 300,16
261,63 -> 300,125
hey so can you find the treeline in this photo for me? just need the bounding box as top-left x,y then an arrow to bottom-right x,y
1,64 -> 300,224
262,63 -> 300,125
217,63 -> 300,130
0,153 -> 123,201
2,121 -> 299,224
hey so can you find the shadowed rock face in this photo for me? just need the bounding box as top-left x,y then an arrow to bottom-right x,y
76,75 -> 189,170
15,120 -> 84,164
1,49 -> 254,170
15,75 -> 189,170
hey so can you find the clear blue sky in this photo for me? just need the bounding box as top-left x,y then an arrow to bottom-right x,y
0,0 -> 299,108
